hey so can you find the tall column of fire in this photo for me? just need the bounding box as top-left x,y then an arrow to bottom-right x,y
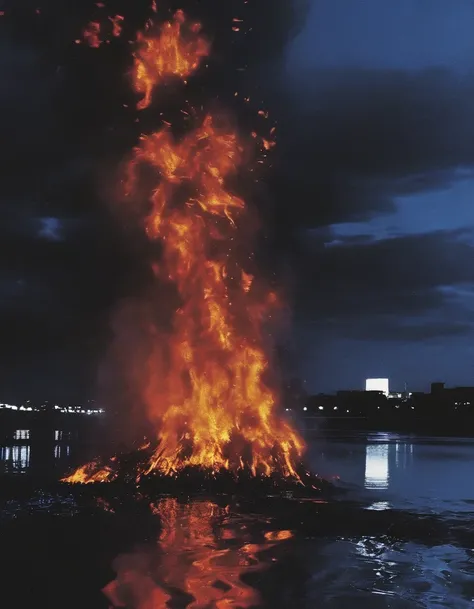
65,9 -> 304,483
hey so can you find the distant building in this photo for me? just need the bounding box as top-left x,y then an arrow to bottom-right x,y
430,382 -> 445,395
365,378 -> 389,396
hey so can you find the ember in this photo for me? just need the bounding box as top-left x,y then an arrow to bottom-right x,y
81,21 -> 102,48
63,6 -> 306,486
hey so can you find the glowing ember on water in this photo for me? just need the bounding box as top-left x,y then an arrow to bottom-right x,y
63,7 -> 305,485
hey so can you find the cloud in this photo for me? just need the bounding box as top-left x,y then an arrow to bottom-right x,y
292,229 -> 474,343
37,217 -> 64,241
288,0 -> 474,73
252,65 -> 474,350
271,67 -> 474,230
317,317 -> 473,343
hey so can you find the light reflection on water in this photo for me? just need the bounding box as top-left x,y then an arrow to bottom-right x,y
307,536 -> 474,608
104,498 -> 293,609
53,444 -> 70,459
0,429 -> 72,474
310,432 -> 474,514
363,437 -> 414,492
0,445 -> 31,473
364,444 -> 389,490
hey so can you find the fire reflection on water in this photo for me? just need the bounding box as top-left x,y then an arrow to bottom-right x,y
104,498 -> 293,609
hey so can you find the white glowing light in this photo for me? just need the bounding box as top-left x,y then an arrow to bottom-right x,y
365,378 -> 389,396
364,444 -> 389,490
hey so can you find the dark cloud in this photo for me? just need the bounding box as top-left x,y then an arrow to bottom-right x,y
316,317 -> 473,343
310,230 -> 474,305
293,229 -> 474,344
271,67 -> 474,229
256,66 -> 474,352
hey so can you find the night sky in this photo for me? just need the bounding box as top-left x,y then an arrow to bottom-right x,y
1,0 -> 474,400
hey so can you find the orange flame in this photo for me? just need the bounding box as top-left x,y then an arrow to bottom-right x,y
132,10 -> 210,110
65,459 -> 116,484
122,114 -> 304,478
62,9 -> 304,485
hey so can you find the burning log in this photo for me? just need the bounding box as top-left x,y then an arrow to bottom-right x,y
62,442 -> 336,500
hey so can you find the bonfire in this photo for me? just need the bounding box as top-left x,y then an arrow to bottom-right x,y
63,7 -> 309,491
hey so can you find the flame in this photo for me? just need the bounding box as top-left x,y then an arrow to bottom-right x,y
76,13 -> 124,47
64,459 -> 116,484
103,499 -> 292,608
63,8 -> 304,485
124,113 -> 304,478
132,10 -> 210,110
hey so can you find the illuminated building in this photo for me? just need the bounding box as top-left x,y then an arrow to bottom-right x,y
365,378 -> 389,396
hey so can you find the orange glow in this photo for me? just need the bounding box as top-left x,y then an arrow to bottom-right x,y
103,499 -> 293,608
132,10 -> 210,110
109,14 -> 124,38
77,14 -> 124,47
81,21 -> 102,47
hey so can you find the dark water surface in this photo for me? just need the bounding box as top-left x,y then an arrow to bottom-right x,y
308,431 -> 474,514
1,430 -> 473,608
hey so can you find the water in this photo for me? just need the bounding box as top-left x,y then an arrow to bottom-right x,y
308,431 -> 474,514
1,429 -> 473,608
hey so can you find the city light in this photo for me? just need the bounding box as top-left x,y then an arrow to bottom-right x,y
365,378 -> 389,396
0,402 -> 104,415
